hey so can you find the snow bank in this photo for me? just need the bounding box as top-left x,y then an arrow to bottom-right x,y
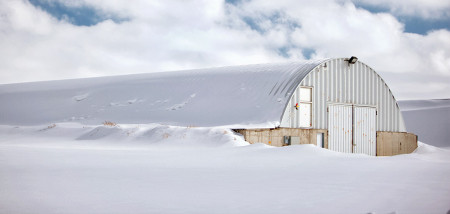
0,123 -> 249,149
407,142 -> 450,162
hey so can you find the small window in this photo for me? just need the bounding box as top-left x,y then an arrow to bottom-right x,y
299,87 -> 312,127
299,87 -> 312,102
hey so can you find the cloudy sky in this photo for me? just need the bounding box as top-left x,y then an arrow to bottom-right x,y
0,0 -> 449,100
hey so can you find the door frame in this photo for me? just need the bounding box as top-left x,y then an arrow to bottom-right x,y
327,103 -> 353,153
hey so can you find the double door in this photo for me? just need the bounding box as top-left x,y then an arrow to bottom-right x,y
328,104 -> 376,156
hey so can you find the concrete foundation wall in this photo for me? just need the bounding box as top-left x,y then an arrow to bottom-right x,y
234,128 -> 328,148
377,131 -> 418,156
235,128 -> 418,156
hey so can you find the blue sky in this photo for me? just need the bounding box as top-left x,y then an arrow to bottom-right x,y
28,0 -> 126,26
0,0 -> 449,99
353,2 -> 450,35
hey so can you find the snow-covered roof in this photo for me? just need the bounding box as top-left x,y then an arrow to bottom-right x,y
0,60 -> 328,128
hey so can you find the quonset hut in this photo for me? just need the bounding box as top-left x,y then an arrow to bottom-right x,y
0,57 -> 417,155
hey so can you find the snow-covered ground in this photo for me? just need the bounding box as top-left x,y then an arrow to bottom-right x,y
0,75 -> 448,214
1,122 -> 449,214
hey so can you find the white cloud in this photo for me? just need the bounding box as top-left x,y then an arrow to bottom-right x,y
0,0 -> 448,100
0,0 -> 288,82
351,0 -> 450,19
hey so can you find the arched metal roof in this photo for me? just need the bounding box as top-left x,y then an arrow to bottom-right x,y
0,59 -> 328,127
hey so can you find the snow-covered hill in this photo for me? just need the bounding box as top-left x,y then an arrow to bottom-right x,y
398,99 -> 450,148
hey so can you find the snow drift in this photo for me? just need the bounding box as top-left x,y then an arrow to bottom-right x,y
0,123 -> 449,214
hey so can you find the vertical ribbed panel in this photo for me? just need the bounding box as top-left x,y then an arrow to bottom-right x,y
353,106 -> 377,156
328,105 -> 353,153
281,58 -> 406,132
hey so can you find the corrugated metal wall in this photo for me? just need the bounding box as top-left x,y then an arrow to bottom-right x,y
280,58 -> 406,132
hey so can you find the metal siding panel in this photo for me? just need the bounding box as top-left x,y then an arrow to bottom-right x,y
348,62 -> 351,103
364,65 -> 368,105
389,90 -> 393,130
381,82 -> 386,131
366,65 -> 370,105
383,81 -> 387,131
338,60 -> 342,103
338,59 -> 341,102
386,88 -> 390,131
359,63 -> 363,104
353,63 -> 357,103
370,68 -> 374,105
357,63 -> 360,104
355,62 -> 359,104
334,59 -> 338,102
308,72 -> 313,85
352,62 -> 356,104
378,76 -> 383,131
335,60 -> 339,103
349,62 -> 356,103
386,85 -> 390,131
341,60 -> 345,103
323,65 -> 327,129
294,90 -> 298,127
355,63 -> 358,104
342,60 -> 346,101
357,63 -> 365,104
385,85 -> 389,131
328,105 -> 353,153
331,60 -> 334,102
394,101 -> 398,130
321,66 -> 326,129
314,70 -> 319,129
374,75 -> 380,130
353,106 -> 376,156
328,62 -> 331,102
314,70 -> 319,128
329,60 -> 334,102
367,66 -> 370,104
367,67 -> 371,105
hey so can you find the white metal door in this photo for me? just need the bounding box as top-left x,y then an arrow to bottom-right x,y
328,105 -> 353,153
353,106 -> 377,156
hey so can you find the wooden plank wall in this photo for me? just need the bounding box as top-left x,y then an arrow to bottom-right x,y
234,128 -> 328,148
376,132 -> 418,156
